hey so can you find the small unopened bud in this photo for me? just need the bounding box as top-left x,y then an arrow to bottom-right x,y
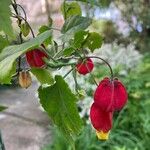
19,71 -> 32,88
77,89 -> 86,100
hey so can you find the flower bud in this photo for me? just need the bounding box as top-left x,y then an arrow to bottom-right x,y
26,48 -> 48,68
19,71 -> 32,88
76,58 -> 94,75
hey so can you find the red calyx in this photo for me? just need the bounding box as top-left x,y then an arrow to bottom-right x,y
94,77 -> 128,112
90,103 -> 113,132
26,49 -> 48,68
76,58 -> 94,75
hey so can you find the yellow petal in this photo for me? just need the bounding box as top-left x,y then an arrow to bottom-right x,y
96,130 -> 109,140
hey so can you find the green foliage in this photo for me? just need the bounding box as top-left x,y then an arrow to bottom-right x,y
63,47 -> 75,56
0,35 -> 9,53
31,68 -> 54,85
0,0 -> 14,38
0,105 -> 7,112
38,26 -> 52,46
38,75 -> 83,145
72,30 -> 103,51
84,32 -> 103,52
0,31 -> 51,84
39,25 -> 50,34
20,22 -> 30,37
42,55 -> 150,150
73,30 -> 89,49
113,1 -> 150,52
61,15 -> 92,42
91,20 -> 121,43
42,125 -> 140,150
61,2 -> 82,19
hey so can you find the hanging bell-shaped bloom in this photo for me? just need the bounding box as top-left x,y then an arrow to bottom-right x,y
26,49 -> 48,68
94,77 -> 128,112
90,103 -> 113,140
76,58 -> 94,75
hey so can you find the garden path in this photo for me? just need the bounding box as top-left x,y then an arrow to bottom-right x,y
0,81 -> 51,150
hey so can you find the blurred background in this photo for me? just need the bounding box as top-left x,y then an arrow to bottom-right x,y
0,0 -> 150,150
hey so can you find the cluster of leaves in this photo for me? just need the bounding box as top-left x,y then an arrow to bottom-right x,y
0,0 -> 104,146
42,54 -> 150,150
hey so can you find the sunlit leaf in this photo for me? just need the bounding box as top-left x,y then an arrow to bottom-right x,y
61,2 -> 82,19
63,47 -> 75,56
84,32 -> 103,52
0,31 -> 52,84
20,22 -> 30,37
0,35 -> 9,53
31,68 -> 54,85
38,75 -> 83,144
61,15 -> 92,42
0,0 -> 14,37
73,30 -> 89,48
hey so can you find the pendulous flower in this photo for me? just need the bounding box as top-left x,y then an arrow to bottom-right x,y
90,103 -> 113,140
90,77 -> 128,140
94,77 -> 128,112
76,58 -> 94,75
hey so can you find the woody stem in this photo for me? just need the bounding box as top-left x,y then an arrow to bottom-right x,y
87,56 -> 114,80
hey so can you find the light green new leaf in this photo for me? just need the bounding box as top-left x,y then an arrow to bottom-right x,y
38,75 -> 83,144
20,23 -> 30,37
31,68 -> 54,85
61,15 -> 92,42
0,31 -> 52,84
39,25 -> 50,34
63,47 -> 75,56
0,35 -> 9,53
73,30 -> 89,48
38,25 -> 52,46
61,2 -> 82,19
0,0 -> 14,37
0,105 -> 8,112
85,32 -> 103,52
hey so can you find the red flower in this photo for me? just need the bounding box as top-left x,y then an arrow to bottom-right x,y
90,103 -> 113,140
26,49 -> 48,68
94,77 -> 128,112
76,58 -> 94,75
90,103 -> 113,132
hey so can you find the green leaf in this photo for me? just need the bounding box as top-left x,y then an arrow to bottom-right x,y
63,47 -> 75,56
0,30 -> 52,84
73,30 -> 89,48
38,25 -> 52,46
39,25 -> 50,34
0,105 -> 7,112
0,35 -> 9,53
20,22 -> 30,37
61,15 -> 92,42
84,32 -> 103,52
38,75 -> 83,144
31,68 -> 54,85
61,2 -> 82,19
0,0 -> 14,37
